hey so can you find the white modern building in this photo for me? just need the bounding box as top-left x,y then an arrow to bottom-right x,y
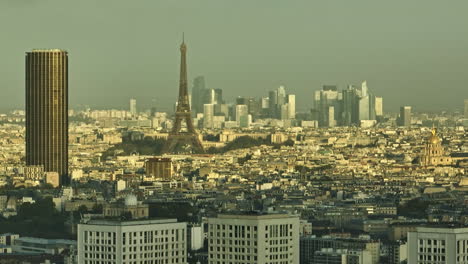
208,213 -> 300,264
287,94 -> 296,119
78,219 -> 187,264
203,104 -> 214,129
235,104 -> 248,127
375,96 -> 383,117
408,227 -> 468,264
129,98 -> 137,116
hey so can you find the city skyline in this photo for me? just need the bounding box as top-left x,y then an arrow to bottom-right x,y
1,0 -> 468,112
1,1 -> 467,264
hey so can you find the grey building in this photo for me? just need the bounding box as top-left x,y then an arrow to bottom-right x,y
398,106 -> 412,127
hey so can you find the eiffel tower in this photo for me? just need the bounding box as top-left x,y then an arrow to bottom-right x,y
163,37 -> 204,154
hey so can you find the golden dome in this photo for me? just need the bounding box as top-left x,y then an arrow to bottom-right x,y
427,128 -> 441,145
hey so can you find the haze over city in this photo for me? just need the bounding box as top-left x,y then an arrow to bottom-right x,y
1,0 -> 467,112
0,1 -> 468,264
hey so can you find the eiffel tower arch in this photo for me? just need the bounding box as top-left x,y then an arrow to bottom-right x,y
163,38 -> 204,154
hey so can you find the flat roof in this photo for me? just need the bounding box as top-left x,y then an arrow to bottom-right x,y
30,49 -> 67,52
415,227 -> 468,233
0,233 -> 19,236
83,218 -> 181,226
16,237 -> 76,245
216,212 -> 298,220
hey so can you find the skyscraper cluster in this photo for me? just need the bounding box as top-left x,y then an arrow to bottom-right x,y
191,76 -> 224,116
266,85 -> 296,120
312,81 -> 383,127
192,80 -> 296,129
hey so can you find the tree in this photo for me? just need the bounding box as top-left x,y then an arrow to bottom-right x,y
121,211 -> 132,220
91,204 -> 103,214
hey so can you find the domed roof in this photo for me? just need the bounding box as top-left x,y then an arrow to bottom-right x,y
124,194 -> 138,206
427,128 -> 441,145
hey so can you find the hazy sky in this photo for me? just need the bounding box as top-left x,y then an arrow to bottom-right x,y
1,0 -> 467,112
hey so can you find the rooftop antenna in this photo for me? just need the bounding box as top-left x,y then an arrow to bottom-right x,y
182,32 -> 185,43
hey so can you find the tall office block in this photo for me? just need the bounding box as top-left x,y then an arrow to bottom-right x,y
464,99 -> 468,118
287,94 -> 296,119
398,106 -> 412,127
277,86 -> 287,106
268,90 -> 278,118
358,96 -> 370,121
328,106 -> 336,128
375,96 -> 383,117
341,86 -> 358,126
208,213 -> 300,264
78,219 -> 187,264
236,105 -> 249,127
129,98 -> 137,116
281,104 -> 289,120
261,97 -> 270,109
203,103 -> 214,129
26,49 -> 69,186
315,86 -> 340,127
191,76 -> 206,115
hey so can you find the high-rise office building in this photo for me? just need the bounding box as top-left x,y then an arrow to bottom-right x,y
464,99 -> 468,118
316,82 -> 379,127
277,85 -> 287,106
281,104 -> 289,120
203,103 -> 214,129
375,96 -> 383,117
236,104 -> 249,127
208,213 -> 300,264
408,227 -> 468,264
261,97 -> 270,109
25,49 -> 69,186
211,88 -> 223,105
358,95 -> 370,121
129,98 -> 137,116
237,97 -> 261,119
268,90 -> 278,118
203,88 -> 223,105
398,106 -> 412,127
78,219 -> 187,264
314,86 -> 340,127
341,86 -> 358,126
191,76 -> 206,115
287,94 -> 296,119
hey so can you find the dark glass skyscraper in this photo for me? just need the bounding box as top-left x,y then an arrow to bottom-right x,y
191,76 -> 206,115
25,49 -> 69,186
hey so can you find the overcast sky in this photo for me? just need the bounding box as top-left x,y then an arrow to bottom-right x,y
1,0 -> 467,112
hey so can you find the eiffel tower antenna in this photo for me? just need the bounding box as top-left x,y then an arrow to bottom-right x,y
163,37 -> 204,154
